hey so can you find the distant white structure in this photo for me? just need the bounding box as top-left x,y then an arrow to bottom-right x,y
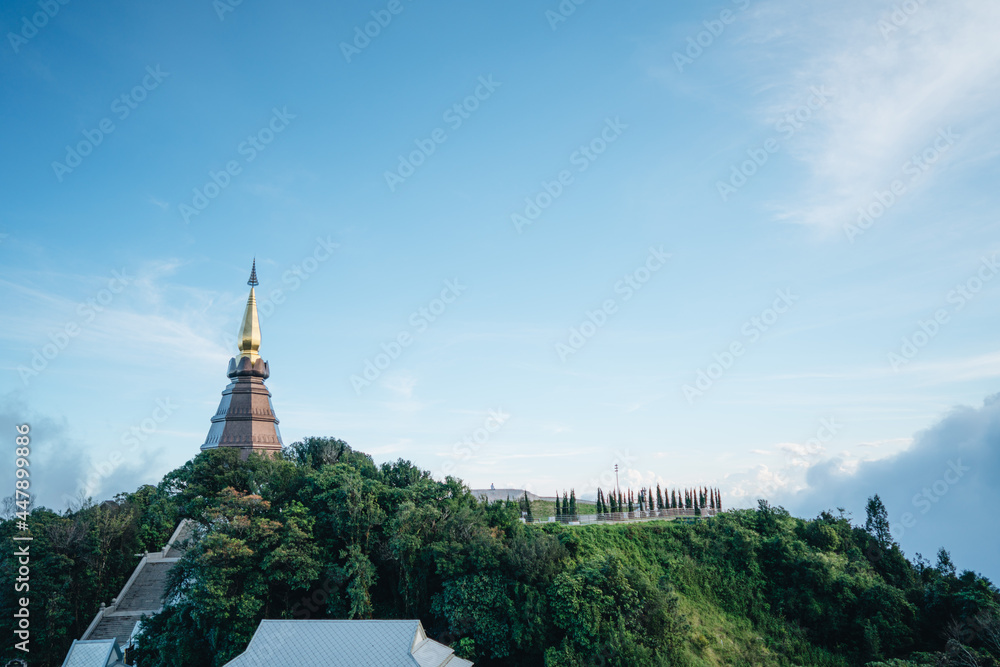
471,488 -> 543,503
222,620 -> 473,667
470,488 -> 595,504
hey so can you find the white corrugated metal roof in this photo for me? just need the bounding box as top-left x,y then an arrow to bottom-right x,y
222,620 -> 472,667
412,638 -> 453,667
60,640 -> 123,667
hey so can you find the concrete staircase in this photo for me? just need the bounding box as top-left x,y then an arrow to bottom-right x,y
80,520 -> 193,652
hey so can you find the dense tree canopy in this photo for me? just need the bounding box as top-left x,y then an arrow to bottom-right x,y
2,440 -> 998,667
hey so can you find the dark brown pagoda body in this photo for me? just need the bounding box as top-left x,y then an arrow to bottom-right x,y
201,356 -> 283,457
201,262 -> 283,458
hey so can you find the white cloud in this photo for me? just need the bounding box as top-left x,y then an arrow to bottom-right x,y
783,393 -> 1000,582
744,0 -> 1000,229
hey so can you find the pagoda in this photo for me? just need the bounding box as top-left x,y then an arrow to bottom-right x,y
201,260 -> 283,457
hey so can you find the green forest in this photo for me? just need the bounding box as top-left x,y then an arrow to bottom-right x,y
2,437 -> 998,667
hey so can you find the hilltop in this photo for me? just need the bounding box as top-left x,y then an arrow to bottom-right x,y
3,437 -> 998,667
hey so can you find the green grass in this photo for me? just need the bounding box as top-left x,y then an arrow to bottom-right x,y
535,519 -> 854,666
528,499 -> 597,518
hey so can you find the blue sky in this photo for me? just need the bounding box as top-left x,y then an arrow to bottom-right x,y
2,0 -> 999,580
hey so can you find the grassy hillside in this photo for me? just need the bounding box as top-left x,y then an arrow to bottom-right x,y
530,498 -> 598,518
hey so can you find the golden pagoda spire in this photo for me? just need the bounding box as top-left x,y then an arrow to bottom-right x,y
237,259 -> 261,362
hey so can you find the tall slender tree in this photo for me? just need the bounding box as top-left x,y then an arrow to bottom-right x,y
656,484 -> 664,510
521,491 -> 532,521
555,492 -> 561,519
865,494 -> 891,548
569,489 -> 577,519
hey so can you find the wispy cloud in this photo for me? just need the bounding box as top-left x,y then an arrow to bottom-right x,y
383,372 -> 418,399
0,260 -> 235,372
857,436 -> 912,449
743,0 -> 1000,229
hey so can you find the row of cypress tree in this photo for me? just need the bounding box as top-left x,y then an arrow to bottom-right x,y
553,490 -> 577,519
595,485 -> 722,514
